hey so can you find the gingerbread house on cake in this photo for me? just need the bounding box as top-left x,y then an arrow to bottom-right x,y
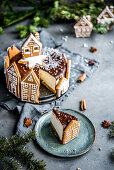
21,69 -> 40,103
74,15 -> 93,38
21,32 -> 42,59
97,6 -> 114,25
6,62 -> 21,98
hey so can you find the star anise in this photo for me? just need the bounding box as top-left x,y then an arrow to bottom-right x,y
90,47 -> 97,52
24,117 -> 32,128
102,120 -> 111,128
88,60 -> 94,66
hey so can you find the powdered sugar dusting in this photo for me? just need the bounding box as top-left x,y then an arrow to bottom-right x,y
40,47 -> 67,79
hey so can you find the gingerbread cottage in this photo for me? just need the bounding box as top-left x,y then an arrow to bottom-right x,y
6,62 -> 21,98
21,69 -> 40,103
74,15 -> 93,38
21,32 -> 42,59
97,6 -> 114,25
63,120 -> 80,144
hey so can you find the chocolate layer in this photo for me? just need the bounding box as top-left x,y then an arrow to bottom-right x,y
16,63 -> 30,79
10,52 -> 22,65
9,48 -> 67,81
40,52 -> 67,80
53,109 -> 78,130
33,65 -> 39,79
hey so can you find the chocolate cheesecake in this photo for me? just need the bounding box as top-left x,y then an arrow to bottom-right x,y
51,109 -> 80,144
5,32 -> 71,103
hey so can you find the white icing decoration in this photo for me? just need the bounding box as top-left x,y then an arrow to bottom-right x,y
19,55 -> 47,68
28,75 -> 33,82
97,6 -> 114,24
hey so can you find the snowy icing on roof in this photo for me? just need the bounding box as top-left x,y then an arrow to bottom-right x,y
22,33 -> 42,48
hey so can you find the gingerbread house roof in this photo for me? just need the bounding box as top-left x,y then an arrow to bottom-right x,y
97,6 -> 114,20
74,16 -> 93,29
21,33 -> 42,49
64,120 -> 80,132
21,68 -> 40,85
7,62 -> 21,79
7,45 -> 21,60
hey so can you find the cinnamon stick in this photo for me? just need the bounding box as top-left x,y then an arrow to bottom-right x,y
77,73 -> 86,83
81,100 -> 86,111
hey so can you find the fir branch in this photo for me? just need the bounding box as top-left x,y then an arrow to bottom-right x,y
0,0 -> 114,36
14,147 -> 46,170
0,27 -> 3,35
0,131 -> 45,170
2,156 -> 22,170
1,0 -> 14,12
0,137 -> 12,159
1,9 -> 36,27
9,130 -> 35,148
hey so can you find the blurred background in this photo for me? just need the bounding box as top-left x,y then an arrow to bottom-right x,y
0,0 -> 113,37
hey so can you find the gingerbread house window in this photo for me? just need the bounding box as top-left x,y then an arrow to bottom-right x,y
78,28 -> 81,32
82,28 -> 86,32
31,84 -> 36,89
23,94 -> 28,100
12,76 -> 17,85
86,28 -> 90,32
8,73 -> 12,82
24,48 -> 30,54
31,89 -> 36,95
31,95 -> 35,100
23,88 -> 28,94
34,46 -> 39,52
23,83 -> 28,88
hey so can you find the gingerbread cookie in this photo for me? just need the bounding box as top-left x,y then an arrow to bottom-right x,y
6,62 -> 21,98
21,69 -> 40,103
7,45 -> 20,60
74,15 -> 93,38
21,32 -> 42,59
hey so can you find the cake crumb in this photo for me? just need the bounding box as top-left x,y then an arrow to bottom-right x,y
83,43 -> 88,48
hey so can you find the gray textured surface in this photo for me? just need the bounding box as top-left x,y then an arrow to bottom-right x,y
0,21 -> 114,170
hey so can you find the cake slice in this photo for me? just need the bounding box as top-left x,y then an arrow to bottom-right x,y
51,109 -> 80,144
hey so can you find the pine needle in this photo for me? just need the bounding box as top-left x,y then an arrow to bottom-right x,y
0,130 -> 46,170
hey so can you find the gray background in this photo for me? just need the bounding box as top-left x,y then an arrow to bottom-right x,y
0,20 -> 114,170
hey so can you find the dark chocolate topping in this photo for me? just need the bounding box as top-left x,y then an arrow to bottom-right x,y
9,47 -> 67,81
53,109 -> 78,130
40,51 -> 67,80
10,52 -> 22,65
16,63 -> 30,78
33,65 -> 40,79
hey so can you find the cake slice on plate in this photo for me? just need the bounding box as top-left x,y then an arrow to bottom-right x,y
51,109 -> 80,144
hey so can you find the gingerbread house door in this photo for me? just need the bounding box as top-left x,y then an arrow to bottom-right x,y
21,83 -> 29,101
21,83 -> 38,102
11,82 -> 17,96
29,84 -> 38,102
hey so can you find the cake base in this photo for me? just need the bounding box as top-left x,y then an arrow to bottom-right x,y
50,122 -> 63,144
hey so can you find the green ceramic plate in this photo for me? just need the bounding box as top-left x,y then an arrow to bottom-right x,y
35,109 -> 96,157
